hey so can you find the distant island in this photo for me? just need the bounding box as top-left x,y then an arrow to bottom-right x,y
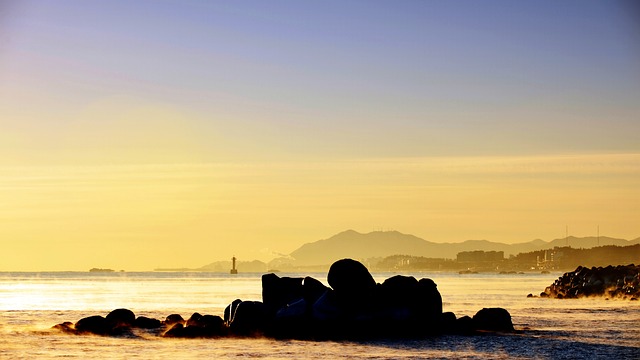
155,230 -> 640,273
89,268 -> 115,273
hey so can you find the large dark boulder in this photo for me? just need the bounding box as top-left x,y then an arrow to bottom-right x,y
166,314 -> 227,338
379,275 -> 419,307
455,315 -> 475,335
134,316 -> 162,329
271,298 -> 310,339
262,273 -> 304,315
376,275 -> 419,325
310,288 -> 368,340
105,308 -> 135,329
199,315 -> 225,332
302,276 -> 329,305
186,312 -> 203,327
163,323 -> 184,338
275,298 -> 307,321
416,278 -> 443,319
375,275 -> 442,329
439,312 -> 457,334
164,314 -> 185,326
311,289 -> 342,322
187,313 -> 224,330
224,299 -> 242,325
365,275 -> 442,336
75,315 -> 108,335
472,307 -> 514,332
229,301 -> 268,335
70,311 -> 143,336
327,259 -> 376,307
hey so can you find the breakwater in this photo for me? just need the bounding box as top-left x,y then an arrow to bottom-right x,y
537,264 -> 639,299
53,259 -> 514,339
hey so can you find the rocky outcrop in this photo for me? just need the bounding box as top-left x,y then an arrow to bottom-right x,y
164,313 -> 227,338
105,308 -> 135,329
327,258 -> 377,308
134,316 -> 162,329
224,299 -> 242,325
261,274 -> 304,315
539,264 -> 639,299
472,308 -> 514,332
53,258 -> 516,339
164,314 -> 185,326
58,309 -> 150,336
74,315 -> 110,335
229,301 -> 268,335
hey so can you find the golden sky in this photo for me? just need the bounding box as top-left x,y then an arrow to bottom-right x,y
1,153 -> 638,271
1,1 -> 639,270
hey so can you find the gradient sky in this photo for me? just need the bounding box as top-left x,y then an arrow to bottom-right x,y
1,1 -> 639,271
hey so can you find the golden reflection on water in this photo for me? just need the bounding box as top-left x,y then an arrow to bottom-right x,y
0,272 -> 638,359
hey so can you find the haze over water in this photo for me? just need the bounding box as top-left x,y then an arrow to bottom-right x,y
1,271 -> 639,359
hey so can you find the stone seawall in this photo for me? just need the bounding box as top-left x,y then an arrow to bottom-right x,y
538,264 -> 639,300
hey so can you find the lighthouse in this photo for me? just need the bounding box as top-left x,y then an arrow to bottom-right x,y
230,256 -> 238,274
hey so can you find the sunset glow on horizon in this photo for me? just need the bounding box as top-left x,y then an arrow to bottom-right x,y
1,1 -> 639,270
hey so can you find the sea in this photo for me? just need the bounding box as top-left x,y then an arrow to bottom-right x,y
0,271 -> 638,359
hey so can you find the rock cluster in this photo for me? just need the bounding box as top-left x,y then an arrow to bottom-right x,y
53,258 -> 515,339
53,309 -> 227,338
537,264 -> 639,300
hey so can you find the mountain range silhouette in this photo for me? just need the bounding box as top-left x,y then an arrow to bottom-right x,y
286,230 -> 640,266
182,230 -> 640,272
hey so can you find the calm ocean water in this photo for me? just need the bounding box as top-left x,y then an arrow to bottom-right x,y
0,271 -> 638,359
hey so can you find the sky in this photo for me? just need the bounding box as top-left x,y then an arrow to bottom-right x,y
0,0 -> 639,271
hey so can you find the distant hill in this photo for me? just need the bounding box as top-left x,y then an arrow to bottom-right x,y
157,230 -> 639,272
289,230 -> 430,265
286,230 -> 640,266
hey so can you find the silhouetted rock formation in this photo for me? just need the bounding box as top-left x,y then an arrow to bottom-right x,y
74,315 -> 109,335
327,258 -> 377,309
164,314 -> 185,326
164,313 -> 227,338
472,308 -> 515,332
53,258 -> 516,339
134,316 -> 162,329
262,273 -> 304,315
229,301 -> 268,335
540,264 -> 640,299
302,276 -> 329,305
105,308 -> 135,329
224,299 -> 242,325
